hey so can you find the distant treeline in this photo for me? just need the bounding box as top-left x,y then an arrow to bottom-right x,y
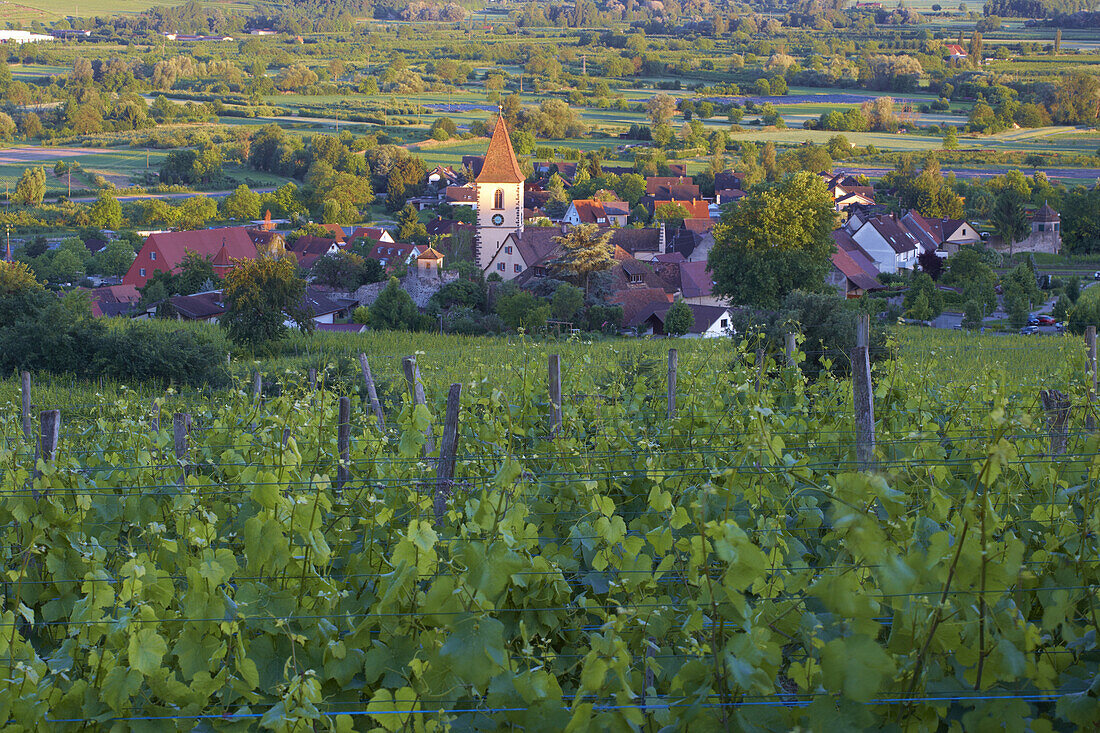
983,0 -> 1092,17
1028,9 -> 1100,24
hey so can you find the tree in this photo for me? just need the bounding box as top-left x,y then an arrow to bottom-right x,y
1004,285 -> 1029,329
223,184 -> 261,221
551,283 -> 584,321
89,191 -> 122,229
552,223 -> 614,294
904,272 -> 943,320
311,251 -> 383,291
664,300 -> 694,336
0,260 -> 41,295
962,299 -> 983,330
370,277 -> 418,331
646,93 -> 677,126
654,202 -> 691,232
918,249 -> 944,280
177,196 -> 219,230
708,172 -> 838,308
221,256 -> 310,348
496,289 -> 550,331
13,166 -> 45,206
90,241 -> 135,278
396,204 -> 428,245
943,126 -> 959,150
990,190 -> 1028,256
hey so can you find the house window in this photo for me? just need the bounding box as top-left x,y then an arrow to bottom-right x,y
497,263 -> 505,271
534,267 -> 546,278
514,264 -> 522,273
721,318 -> 729,328
150,251 -> 156,261
628,273 -> 643,284
505,246 -> 513,254
494,189 -> 504,209
139,268 -> 146,277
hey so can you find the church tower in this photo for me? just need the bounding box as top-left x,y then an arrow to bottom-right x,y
475,114 -> 524,272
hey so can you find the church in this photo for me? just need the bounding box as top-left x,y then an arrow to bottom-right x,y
473,114 -> 529,277
473,114 -> 668,280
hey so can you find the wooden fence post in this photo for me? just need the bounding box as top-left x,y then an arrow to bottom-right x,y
21,371 -> 32,441
548,354 -> 562,434
856,313 -> 870,349
1087,326 -> 1097,431
39,409 -> 59,464
666,349 -> 678,419
358,353 -> 386,431
403,357 -> 435,456
851,346 -> 875,471
435,383 -> 462,526
33,409 -> 60,498
173,412 -> 190,482
1041,389 -> 1071,457
784,333 -> 797,368
337,396 -> 351,490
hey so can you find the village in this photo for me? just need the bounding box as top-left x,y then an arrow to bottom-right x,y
53,113 -> 1066,339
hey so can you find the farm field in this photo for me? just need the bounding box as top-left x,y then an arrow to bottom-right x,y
1,325 -> 1097,728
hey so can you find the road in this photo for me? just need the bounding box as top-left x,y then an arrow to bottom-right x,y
67,188 -> 276,204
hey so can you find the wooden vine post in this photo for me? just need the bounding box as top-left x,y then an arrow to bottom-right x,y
1041,389 -> 1071,457
21,371 -> 32,441
1087,326 -> 1096,431
852,341 -> 875,472
754,348 -> 765,392
403,356 -> 435,456
358,353 -> 386,431
253,371 -> 262,400
784,333 -> 797,368
173,412 -> 191,482
548,354 -> 562,434
308,368 -> 317,392
32,409 -> 60,498
434,383 -> 462,526
336,396 -> 351,490
666,348 -> 678,419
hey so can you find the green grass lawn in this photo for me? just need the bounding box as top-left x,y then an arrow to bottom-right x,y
0,0 -> 249,22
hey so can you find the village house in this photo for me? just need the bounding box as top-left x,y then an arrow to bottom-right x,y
123,227 -> 261,288
629,303 -> 734,338
562,199 -> 630,228
829,230 -> 884,298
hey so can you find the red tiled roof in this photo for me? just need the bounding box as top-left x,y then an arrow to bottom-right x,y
124,227 -> 258,287
663,200 -> 711,220
683,218 -> 714,234
318,224 -> 346,243
476,115 -> 524,184
290,236 -> 340,269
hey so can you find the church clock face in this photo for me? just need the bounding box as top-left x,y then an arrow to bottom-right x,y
491,213 -> 504,226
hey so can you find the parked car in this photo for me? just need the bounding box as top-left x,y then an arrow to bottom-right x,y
1021,325 -> 1040,335
1056,322 -> 1067,333
1027,316 -> 1040,326
1094,271 -> 1100,280
1037,315 -> 1055,325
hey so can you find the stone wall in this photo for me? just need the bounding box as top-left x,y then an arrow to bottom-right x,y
350,270 -> 459,309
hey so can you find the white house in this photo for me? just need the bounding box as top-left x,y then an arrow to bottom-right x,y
849,214 -> 919,273
563,199 -> 629,228
629,303 -> 734,338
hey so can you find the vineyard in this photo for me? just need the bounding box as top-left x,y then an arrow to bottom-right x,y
1,330 -> 1099,730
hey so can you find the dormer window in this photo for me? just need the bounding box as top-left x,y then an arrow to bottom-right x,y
629,273 -> 643,285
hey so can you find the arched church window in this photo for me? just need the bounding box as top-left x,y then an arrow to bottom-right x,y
494,189 -> 504,209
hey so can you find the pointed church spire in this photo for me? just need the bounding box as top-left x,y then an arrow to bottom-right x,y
476,113 -> 525,184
